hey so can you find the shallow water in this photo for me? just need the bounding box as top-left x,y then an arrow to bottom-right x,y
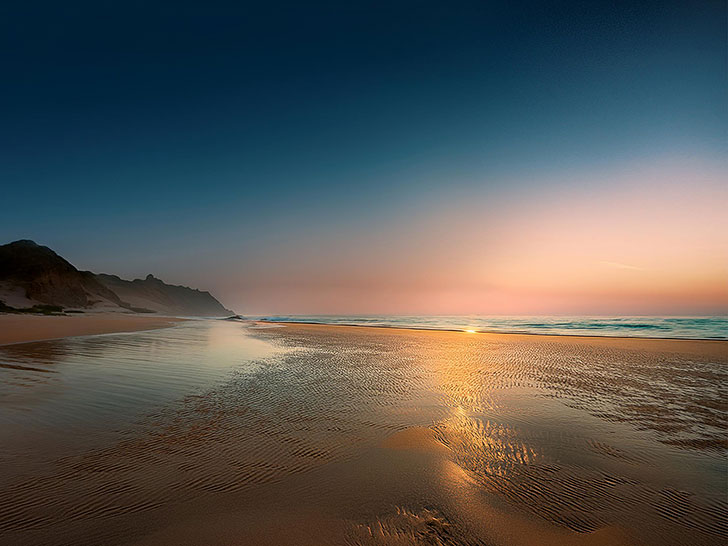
0,320 -> 725,545
257,315 -> 728,340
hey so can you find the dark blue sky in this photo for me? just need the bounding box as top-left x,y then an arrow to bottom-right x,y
1,1 -> 725,313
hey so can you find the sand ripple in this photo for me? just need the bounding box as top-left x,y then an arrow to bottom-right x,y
0,322 -> 725,545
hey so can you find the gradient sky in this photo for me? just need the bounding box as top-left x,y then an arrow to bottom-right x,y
1,1 -> 726,315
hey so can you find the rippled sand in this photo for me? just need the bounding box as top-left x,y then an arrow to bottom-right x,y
0,321 -> 725,545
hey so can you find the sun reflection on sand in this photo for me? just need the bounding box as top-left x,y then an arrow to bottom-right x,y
429,347 -> 541,484
1,323 -> 724,545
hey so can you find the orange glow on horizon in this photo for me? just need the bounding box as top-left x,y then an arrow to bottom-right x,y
222,159 -> 728,316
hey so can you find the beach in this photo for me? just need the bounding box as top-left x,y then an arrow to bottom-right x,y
0,320 -> 725,545
0,314 -> 185,345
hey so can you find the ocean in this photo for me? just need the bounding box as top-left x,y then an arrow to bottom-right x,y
256,315 -> 728,340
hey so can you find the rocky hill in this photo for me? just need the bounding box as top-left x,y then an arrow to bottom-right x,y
95,273 -> 232,316
0,240 -> 232,316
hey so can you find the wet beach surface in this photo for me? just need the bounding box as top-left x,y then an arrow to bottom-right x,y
0,320 -> 726,545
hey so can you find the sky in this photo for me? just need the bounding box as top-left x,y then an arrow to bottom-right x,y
1,1 -> 726,315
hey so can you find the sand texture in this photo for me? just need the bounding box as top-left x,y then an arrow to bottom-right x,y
0,314 -> 185,345
0,321 -> 725,545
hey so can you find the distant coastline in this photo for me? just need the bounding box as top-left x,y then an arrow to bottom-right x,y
0,240 -> 232,317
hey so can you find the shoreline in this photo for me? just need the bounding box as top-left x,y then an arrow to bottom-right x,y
2,316 -> 725,544
260,319 -> 728,343
1,313 -> 724,350
260,321 -> 728,358
0,314 -> 187,346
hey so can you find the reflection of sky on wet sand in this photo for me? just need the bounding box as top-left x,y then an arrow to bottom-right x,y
422,336 -> 727,541
0,321 -> 282,465
0,322 -> 725,545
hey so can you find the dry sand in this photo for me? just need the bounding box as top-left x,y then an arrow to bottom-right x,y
0,313 -> 185,345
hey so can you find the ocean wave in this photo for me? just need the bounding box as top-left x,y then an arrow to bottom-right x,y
255,315 -> 728,340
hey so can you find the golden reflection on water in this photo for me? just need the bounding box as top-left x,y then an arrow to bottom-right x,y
429,345 -> 542,500
202,320 -> 278,365
418,333 -> 727,539
434,414 -> 540,473
0,322 -> 725,545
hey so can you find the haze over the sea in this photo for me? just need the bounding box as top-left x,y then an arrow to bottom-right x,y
2,1 -> 725,315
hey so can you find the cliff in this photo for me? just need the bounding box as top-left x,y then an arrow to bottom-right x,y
0,240 -> 233,316
95,273 -> 232,316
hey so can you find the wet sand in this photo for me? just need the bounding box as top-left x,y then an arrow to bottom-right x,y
0,314 -> 185,345
0,321 -> 725,545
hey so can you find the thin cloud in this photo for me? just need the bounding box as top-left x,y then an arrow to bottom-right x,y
600,261 -> 645,271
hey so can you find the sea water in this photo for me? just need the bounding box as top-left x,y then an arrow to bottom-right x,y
257,315 -> 728,339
